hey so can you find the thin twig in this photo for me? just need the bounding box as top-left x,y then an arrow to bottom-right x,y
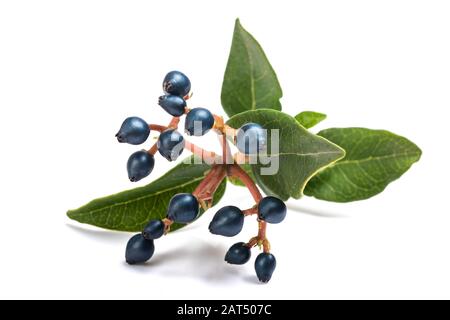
184,141 -> 221,164
193,165 -> 227,204
149,124 -> 168,132
148,143 -> 158,155
242,206 -> 257,216
228,164 -> 263,202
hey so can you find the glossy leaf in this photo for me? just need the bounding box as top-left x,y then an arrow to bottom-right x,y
304,128 -> 422,202
67,158 -> 226,232
227,109 -> 345,200
295,111 -> 327,129
221,19 -> 282,117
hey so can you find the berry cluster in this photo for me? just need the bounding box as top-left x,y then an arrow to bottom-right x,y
209,196 -> 286,282
116,71 -> 286,283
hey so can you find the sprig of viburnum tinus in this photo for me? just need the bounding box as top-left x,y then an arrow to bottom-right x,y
115,71 -> 286,283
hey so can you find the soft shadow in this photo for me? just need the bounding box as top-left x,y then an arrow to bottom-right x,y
66,223 -> 130,243
286,203 -> 346,218
68,224 -> 251,283
243,275 -> 262,285
124,239 -> 249,284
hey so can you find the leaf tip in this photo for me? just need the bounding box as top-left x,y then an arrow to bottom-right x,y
338,144 -> 346,158
234,18 -> 242,30
66,209 -> 75,220
295,111 -> 327,129
416,145 -> 423,159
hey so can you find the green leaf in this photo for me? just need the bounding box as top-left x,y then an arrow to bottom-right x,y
304,128 -> 422,202
228,164 -> 253,187
295,111 -> 327,129
67,157 -> 227,232
227,110 -> 345,200
221,19 -> 283,117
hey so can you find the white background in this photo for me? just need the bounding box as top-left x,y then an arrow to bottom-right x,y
1,0 -> 449,300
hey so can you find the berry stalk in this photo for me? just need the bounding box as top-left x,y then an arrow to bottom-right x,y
242,206 -> 258,216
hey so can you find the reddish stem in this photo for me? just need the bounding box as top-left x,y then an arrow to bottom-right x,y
258,220 -> 267,240
148,143 -> 158,155
242,207 -> 257,216
149,124 -> 168,132
219,133 -> 233,164
162,217 -> 174,234
149,117 -> 271,252
193,166 -> 220,197
193,165 -> 227,203
168,117 -> 180,128
228,164 -> 263,202
213,117 -> 235,165
224,124 -> 237,141
213,115 -> 225,132
221,134 -> 227,161
258,221 -> 271,253
147,115 -> 273,250
228,165 -> 269,251
184,141 -> 220,164
247,237 -> 258,248
149,117 -> 180,131
244,221 -> 270,253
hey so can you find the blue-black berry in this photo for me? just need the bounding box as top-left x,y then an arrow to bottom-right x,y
158,95 -> 186,117
166,193 -> 199,223
257,196 -> 286,224
116,117 -> 150,145
157,129 -> 185,161
125,234 -> 155,265
225,242 -> 251,265
142,219 -> 165,240
236,123 -> 266,154
127,151 -> 155,182
254,252 -> 276,283
163,71 -> 191,97
209,206 -> 244,237
185,108 -> 215,136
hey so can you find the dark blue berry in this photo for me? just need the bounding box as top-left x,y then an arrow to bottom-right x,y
127,151 -> 155,182
158,95 -> 186,117
163,71 -> 191,97
257,196 -> 287,224
125,234 -> 155,265
166,193 -> 199,223
142,220 -> 165,240
254,252 -> 276,283
209,206 -> 244,237
116,117 -> 150,145
185,108 -> 215,136
225,242 -> 251,265
157,129 -> 185,161
236,123 -> 266,154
